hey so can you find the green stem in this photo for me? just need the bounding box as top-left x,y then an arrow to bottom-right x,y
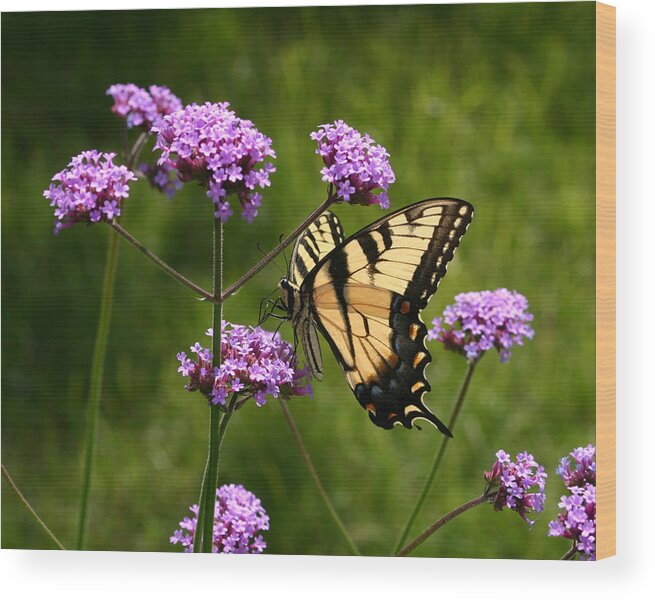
73,131 -> 151,550
194,218 -> 226,553
278,397 -> 361,556
194,400 -> 235,553
75,225 -> 121,550
221,195 -> 335,302
561,544 -> 578,560
120,125 -> 129,165
393,360 -> 477,554
2,464 -> 66,550
128,132 -> 149,168
195,406 -> 233,552
395,494 -> 487,557
110,196 -> 336,306
109,221 -> 216,303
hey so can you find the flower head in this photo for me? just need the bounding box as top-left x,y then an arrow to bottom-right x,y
428,288 -> 535,363
170,484 -> 269,553
140,162 -> 183,198
484,450 -> 547,525
556,444 -> 596,488
43,150 -> 136,234
153,102 -> 276,222
311,120 -> 395,208
549,445 -> 596,560
177,321 -> 312,407
106,83 -> 182,130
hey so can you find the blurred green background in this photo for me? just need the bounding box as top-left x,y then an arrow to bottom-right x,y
2,3 -> 595,558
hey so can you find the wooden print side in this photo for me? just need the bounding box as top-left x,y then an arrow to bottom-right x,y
595,1 -> 616,561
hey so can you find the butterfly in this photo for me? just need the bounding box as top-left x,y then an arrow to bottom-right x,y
278,198 -> 473,434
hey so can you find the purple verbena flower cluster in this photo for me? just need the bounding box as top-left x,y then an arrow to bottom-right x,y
548,445 -> 596,560
177,321 -> 312,407
170,484 -> 269,553
140,162 -> 183,199
43,150 -> 136,234
484,450 -> 547,525
428,288 -> 535,363
556,444 -> 596,488
153,102 -> 276,222
106,83 -> 182,130
310,120 -> 395,208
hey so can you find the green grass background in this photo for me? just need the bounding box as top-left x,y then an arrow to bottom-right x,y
1,2 -> 595,558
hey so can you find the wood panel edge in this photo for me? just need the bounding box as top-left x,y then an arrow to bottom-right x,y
595,0 -> 616,561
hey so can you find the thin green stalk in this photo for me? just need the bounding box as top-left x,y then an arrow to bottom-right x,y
393,360 -> 477,554
194,218 -> 225,553
128,131 -> 149,167
395,494 -> 487,557
74,132 -> 148,550
278,397 -> 361,556
194,401 -> 234,553
109,221 -> 216,303
110,195 -> 335,306
561,545 -> 578,560
2,464 -> 66,550
194,457 -> 211,552
120,126 -> 129,165
75,226 -> 121,550
221,195 -> 335,301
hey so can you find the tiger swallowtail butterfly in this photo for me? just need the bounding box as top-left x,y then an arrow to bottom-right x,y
278,198 -> 473,434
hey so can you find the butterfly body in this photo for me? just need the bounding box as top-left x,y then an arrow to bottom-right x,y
279,198 -> 473,434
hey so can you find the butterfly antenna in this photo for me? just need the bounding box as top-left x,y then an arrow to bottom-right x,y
257,241 -> 286,277
279,233 -> 290,274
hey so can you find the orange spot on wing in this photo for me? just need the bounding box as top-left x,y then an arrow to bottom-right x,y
409,323 -> 420,340
366,403 -> 377,415
400,301 -> 411,314
411,382 -> 425,394
413,352 -> 427,369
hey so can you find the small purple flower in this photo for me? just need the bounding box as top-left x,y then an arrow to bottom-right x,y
310,120 -> 395,207
170,484 -> 269,553
548,445 -> 596,560
484,450 -> 547,525
140,162 -> 183,198
43,150 -> 137,234
153,102 -> 276,222
106,83 -> 182,130
177,321 -> 312,407
428,288 -> 535,363
556,444 -> 596,488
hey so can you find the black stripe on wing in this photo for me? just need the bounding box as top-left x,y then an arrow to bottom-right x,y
302,198 -> 473,305
403,202 -> 472,309
327,245 -> 357,360
302,318 -> 324,380
303,198 -> 474,433
289,211 -> 345,287
352,295 -> 451,434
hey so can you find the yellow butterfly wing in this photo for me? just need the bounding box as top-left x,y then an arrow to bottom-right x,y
287,211 -> 345,380
301,198 -> 473,432
289,211 -> 345,287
